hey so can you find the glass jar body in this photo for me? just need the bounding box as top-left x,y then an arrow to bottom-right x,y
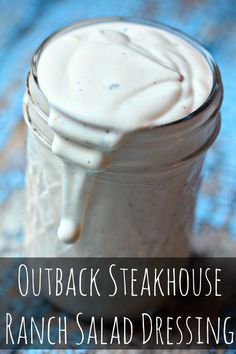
23,17 -> 223,258
25,129 -> 206,257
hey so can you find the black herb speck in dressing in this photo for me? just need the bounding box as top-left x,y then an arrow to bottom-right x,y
108,83 -> 120,90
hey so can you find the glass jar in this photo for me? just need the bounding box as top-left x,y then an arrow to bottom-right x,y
23,17 -> 223,258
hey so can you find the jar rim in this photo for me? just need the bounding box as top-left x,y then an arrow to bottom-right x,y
29,16 -> 223,135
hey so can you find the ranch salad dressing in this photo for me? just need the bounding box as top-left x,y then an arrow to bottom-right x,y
35,20 -> 212,244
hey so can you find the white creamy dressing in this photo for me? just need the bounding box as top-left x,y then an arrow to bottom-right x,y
37,21 -> 212,243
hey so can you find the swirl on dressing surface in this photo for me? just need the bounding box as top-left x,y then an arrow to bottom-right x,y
37,22 -> 212,243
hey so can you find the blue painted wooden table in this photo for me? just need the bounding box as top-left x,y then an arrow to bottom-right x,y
0,0 -> 236,352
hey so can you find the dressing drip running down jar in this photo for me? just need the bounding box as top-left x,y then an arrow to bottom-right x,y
23,17 -> 223,257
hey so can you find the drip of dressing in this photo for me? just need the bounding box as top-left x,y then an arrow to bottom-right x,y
37,21 -> 212,243
48,109 -> 122,242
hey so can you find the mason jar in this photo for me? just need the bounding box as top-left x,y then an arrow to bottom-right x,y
23,17 -> 223,258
